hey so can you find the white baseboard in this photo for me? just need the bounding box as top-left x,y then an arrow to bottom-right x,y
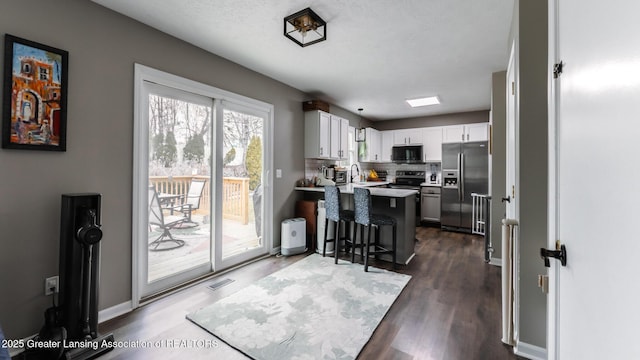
98,300 -> 133,323
9,301 -> 132,358
489,256 -> 502,266
515,340 -> 547,360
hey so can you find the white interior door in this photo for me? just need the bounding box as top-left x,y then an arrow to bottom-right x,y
548,0 -> 640,358
505,40 -> 520,344
506,42 -> 518,221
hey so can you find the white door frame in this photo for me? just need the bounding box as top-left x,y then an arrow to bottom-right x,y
132,64 -> 274,307
546,0 -> 560,358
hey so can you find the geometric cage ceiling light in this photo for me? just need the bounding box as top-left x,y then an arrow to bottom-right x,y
284,7 -> 327,47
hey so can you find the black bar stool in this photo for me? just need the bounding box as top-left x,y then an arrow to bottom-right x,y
322,186 -> 356,263
353,187 -> 397,272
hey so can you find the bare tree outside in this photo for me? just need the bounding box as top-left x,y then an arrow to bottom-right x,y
222,109 -> 263,179
148,96 -> 263,181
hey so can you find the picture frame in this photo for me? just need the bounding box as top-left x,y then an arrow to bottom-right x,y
2,34 -> 68,151
355,127 -> 366,142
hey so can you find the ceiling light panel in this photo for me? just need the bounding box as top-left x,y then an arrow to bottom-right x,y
406,96 -> 440,107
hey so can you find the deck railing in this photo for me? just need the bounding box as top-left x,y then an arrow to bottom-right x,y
149,175 -> 250,224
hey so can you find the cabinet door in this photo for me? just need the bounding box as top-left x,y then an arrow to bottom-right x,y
465,123 -> 489,142
359,128 -> 381,162
318,112 -> 331,157
369,128 -> 380,162
407,128 -> 423,144
329,115 -> 341,159
393,129 -> 423,145
393,129 -> 409,145
304,110 -> 331,158
381,131 -> 394,162
339,118 -> 349,160
423,127 -> 443,161
442,125 -> 464,143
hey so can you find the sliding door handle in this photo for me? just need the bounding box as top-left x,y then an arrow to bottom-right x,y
540,244 -> 567,267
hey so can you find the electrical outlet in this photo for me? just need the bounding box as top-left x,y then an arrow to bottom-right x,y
45,276 -> 59,296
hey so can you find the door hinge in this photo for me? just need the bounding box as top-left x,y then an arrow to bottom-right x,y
553,61 -> 564,79
511,81 -> 515,95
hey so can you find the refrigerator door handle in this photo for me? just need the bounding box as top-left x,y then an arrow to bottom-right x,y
457,152 -> 462,201
460,153 -> 465,202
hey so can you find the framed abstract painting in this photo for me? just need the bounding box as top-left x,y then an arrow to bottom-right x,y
2,34 -> 68,151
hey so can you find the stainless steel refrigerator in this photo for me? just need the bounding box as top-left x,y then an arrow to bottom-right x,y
441,141 -> 488,232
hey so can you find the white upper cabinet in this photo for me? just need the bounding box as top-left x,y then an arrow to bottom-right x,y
442,125 -> 465,143
422,127 -> 443,161
381,131 -> 394,162
464,123 -> 489,142
359,128 -> 381,162
305,111 -> 349,160
329,115 -> 349,160
393,128 -> 424,145
304,110 -> 331,158
442,123 -> 489,143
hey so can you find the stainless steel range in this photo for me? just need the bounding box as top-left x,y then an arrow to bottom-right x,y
391,170 -> 425,188
389,170 -> 425,222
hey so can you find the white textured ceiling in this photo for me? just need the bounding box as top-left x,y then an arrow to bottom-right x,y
92,0 -> 514,121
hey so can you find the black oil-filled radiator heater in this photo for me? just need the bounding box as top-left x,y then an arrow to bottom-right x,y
57,193 -> 114,359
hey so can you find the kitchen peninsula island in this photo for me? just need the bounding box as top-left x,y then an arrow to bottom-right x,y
295,183 -> 417,265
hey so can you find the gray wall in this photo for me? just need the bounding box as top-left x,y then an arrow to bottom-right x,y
490,71 -> 507,263
323,105 -> 374,129
373,110 -> 489,130
0,0 -> 308,339
511,0 -> 549,349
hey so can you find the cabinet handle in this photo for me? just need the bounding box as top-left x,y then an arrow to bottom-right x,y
467,133 -> 470,141
320,147 -> 323,155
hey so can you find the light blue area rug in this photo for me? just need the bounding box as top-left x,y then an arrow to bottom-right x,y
187,254 -> 411,360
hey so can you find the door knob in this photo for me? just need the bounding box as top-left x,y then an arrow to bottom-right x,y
501,196 -> 511,203
540,244 -> 567,267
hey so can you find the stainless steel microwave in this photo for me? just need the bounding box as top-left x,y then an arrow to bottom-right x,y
391,145 -> 423,163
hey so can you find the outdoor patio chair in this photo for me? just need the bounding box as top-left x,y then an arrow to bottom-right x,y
169,178 -> 206,225
148,186 -> 187,251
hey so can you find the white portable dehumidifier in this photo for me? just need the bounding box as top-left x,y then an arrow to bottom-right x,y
281,218 -> 306,256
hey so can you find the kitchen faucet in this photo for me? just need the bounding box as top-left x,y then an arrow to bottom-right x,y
350,164 -> 360,183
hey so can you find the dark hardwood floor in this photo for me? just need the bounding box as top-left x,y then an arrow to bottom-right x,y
28,227 -> 520,359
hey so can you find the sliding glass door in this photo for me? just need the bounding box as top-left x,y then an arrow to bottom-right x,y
133,64 -> 273,302
215,105 -> 267,269
141,82 -> 214,297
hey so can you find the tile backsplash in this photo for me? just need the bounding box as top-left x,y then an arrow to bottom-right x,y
304,158 -> 441,184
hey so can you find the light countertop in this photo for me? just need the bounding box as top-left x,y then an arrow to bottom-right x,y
294,181 -> 417,198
